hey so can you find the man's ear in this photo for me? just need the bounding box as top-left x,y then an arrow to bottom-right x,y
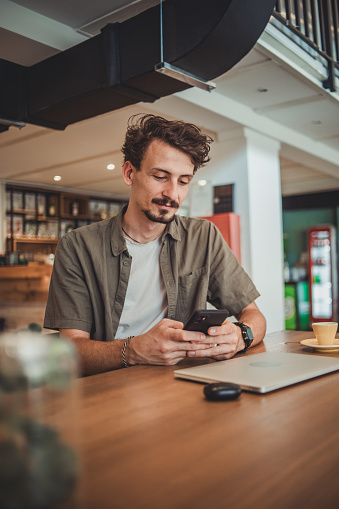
122,161 -> 134,186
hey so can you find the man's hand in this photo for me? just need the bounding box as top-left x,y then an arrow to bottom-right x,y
186,320 -> 244,360
186,301 -> 266,361
126,318 -> 211,366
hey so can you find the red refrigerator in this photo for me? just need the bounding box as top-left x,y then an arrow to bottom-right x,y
201,212 -> 241,263
308,225 -> 338,323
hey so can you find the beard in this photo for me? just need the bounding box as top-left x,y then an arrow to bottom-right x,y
142,197 -> 179,224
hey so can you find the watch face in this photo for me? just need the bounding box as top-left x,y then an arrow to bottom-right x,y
246,326 -> 254,341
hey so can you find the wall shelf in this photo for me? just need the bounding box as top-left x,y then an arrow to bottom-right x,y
5,185 -> 127,255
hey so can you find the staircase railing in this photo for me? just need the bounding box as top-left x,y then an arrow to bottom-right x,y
273,0 -> 339,91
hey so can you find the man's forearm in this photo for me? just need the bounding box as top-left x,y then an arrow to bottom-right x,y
60,330 -> 126,375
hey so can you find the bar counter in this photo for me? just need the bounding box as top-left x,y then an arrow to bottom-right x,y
0,262 -> 52,331
0,262 -> 52,302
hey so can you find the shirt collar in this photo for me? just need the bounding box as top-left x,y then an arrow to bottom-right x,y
163,216 -> 181,241
110,205 -> 128,256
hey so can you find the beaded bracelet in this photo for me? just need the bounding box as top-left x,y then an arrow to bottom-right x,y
122,336 -> 134,367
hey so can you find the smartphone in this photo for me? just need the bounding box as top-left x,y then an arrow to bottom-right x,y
184,309 -> 229,335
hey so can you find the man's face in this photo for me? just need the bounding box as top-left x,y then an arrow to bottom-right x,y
124,139 -> 195,224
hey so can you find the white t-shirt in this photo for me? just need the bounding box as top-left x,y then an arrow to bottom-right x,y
115,236 -> 168,339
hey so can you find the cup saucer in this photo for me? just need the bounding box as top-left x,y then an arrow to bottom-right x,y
300,338 -> 339,353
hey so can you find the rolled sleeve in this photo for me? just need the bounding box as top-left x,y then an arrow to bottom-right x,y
207,223 -> 260,316
44,235 -> 94,333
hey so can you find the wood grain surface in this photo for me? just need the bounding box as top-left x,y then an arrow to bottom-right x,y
0,262 -> 52,302
64,330 -> 339,509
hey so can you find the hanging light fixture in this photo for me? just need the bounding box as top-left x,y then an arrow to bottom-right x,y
154,0 -> 216,93
0,117 -> 25,128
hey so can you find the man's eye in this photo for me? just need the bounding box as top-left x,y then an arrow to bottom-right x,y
179,180 -> 189,186
154,176 -> 166,181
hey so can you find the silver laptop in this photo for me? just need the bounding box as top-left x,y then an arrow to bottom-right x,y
174,352 -> 339,393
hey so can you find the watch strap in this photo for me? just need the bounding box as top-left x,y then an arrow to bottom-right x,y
233,322 -> 253,353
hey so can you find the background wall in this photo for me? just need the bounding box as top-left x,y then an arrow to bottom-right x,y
283,208 -> 338,267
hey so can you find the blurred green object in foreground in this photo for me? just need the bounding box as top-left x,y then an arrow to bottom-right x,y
0,331 -> 80,509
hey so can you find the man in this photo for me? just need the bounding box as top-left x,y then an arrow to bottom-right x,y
44,114 -> 266,374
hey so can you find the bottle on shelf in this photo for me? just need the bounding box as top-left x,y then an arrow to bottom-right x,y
70,201 -> 79,216
48,201 -> 56,217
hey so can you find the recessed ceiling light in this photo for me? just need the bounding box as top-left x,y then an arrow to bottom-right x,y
107,164 -> 115,170
54,175 -> 62,181
198,179 -> 207,186
257,87 -> 268,93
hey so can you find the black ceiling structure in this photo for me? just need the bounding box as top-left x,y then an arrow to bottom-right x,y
0,0 -> 277,131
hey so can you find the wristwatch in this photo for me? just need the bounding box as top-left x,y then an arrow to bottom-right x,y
234,322 -> 254,353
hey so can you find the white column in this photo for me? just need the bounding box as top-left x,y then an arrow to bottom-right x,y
194,128 -> 285,333
243,128 -> 284,333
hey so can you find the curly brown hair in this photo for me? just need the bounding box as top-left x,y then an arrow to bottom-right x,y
121,114 -> 213,173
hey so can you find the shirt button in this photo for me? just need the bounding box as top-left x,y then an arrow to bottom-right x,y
123,261 -> 129,266
116,296 -> 122,302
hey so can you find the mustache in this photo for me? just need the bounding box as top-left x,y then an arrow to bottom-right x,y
152,198 -> 179,209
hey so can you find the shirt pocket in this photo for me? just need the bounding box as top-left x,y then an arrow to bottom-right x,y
177,266 -> 209,320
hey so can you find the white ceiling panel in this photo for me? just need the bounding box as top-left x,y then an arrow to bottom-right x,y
216,60 -> 320,109
281,176 -> 339,195
317,136 -> 339,151
78,178 -> 130,197
6,149 -> 124,183
0,105 -> 151,179
145,96 -> 240,135
16,162 -> 124,188
8,0 -> 138,29
225,47 -> 269,72
281,164 -> 331,183
264,99 -> 339,139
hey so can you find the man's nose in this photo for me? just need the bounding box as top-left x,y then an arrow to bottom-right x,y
163,180 -> 179,201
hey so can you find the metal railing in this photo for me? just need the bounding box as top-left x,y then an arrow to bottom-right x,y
273,1 -> 339,91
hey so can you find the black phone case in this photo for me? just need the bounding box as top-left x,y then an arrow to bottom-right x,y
184,309 -> 229,335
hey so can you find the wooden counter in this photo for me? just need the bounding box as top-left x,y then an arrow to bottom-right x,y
0,262 -> 53,302
48,330 -> 339,509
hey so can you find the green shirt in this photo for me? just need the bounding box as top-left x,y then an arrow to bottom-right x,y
44,207 -> 260,340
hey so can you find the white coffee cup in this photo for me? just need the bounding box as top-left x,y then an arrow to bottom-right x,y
312,322 -> 338,345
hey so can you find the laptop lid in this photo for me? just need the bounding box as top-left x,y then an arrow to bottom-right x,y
174,352 -> 339,393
